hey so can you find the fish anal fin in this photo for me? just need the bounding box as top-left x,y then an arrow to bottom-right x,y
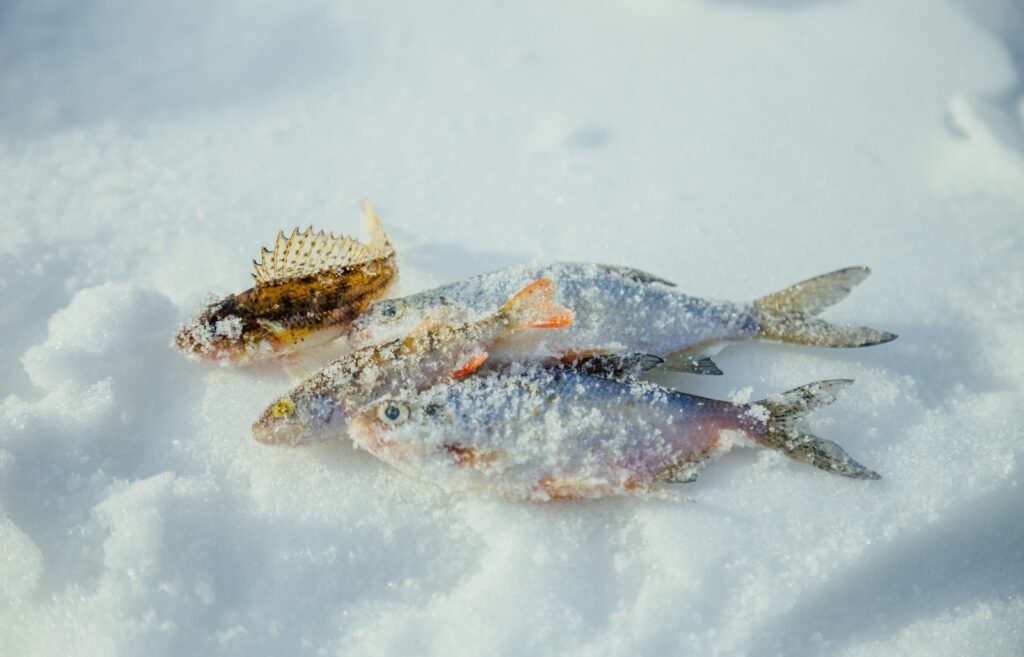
662,349 -> 724,376
452,352 -> 489,379
567,351 -> 665,379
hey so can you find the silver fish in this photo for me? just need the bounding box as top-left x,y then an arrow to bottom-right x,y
251,279 -> 573,445
349,368 -> 880,501
348,263 -> 896,374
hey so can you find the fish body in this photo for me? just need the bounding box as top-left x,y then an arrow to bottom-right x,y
350,368 -> 880,500
251,279 -> 573,445
348,263 -> 896,372
174,202 -> 396,364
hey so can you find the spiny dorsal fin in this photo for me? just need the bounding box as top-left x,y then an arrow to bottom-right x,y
361,200 -> 393,257
251,202 -> 393,286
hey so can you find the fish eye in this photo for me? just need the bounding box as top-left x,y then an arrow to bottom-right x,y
377,301 -> 405,322
272,399 -> 295,418
376,401 -> 409,426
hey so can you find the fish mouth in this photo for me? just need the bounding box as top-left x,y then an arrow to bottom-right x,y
348,414 -> 395,454
252,419 -> 307,446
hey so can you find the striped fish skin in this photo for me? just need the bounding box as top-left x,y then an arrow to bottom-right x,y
174,202 -> 397,364
175,260 -> 395,363
348,262 -> 758,363
348,367 -> 765,501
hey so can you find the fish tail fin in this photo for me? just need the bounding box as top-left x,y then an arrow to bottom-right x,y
752,267 -> 897,348
758,379 -> 880,479
500,278 -> 574,329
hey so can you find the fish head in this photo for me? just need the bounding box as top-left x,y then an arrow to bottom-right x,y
348,296 -> 473,349
174,293 -> 279,363
349,396 -> 449,462
347,297 -> 422,348
252,385 -> 347,446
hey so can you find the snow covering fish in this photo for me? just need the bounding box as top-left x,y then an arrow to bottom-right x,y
348,263 -> 896,374
174,201 -> 396,363
350,367 -> 879,501
252,279 -> 573,445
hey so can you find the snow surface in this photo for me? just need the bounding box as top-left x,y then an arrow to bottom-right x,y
2,0 -> 1023,655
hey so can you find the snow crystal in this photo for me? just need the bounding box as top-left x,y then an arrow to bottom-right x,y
1,0 -> 1022,655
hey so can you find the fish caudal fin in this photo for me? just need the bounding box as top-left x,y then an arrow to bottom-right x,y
500,278 -> 574,330
758,379 -> 880,480
752,267 -> 897,348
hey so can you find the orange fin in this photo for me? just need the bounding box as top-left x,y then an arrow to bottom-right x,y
499,278 -> 574,330
452,352 -> 488,378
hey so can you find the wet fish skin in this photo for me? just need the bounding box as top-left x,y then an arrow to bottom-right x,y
349,368 -> 879,500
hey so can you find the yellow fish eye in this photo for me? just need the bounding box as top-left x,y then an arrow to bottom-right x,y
376,401 -> 409,426
272,399 -> 295,418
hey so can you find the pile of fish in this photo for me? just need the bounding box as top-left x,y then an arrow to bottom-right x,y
175,203 -> 896,500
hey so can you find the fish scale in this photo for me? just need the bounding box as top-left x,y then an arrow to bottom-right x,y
349,367 -> 881,501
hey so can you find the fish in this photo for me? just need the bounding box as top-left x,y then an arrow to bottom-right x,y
251,278 -> 574,446
348,367 -> 880,501
173,201 -> 396,364
347,263 -> 896,375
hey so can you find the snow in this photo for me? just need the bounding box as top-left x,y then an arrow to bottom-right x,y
1,0 -> 1023,655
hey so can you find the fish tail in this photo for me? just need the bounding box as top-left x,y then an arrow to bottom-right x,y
758,379 -> 880,479
500,278 -> 574,329
752,266 -> 896,348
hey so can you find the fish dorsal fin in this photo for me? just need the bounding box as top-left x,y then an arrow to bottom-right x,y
361,200 -> 393,257
251,202 -> 394,286
597,264 -> 677,287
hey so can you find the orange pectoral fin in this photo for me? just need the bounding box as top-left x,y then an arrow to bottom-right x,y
451,352 -> 489,379
500,278 -> 574,330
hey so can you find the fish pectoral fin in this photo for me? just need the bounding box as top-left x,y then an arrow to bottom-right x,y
444,443 -> 503,468
500,279 -> 574,329
251,203 -> 394,287
661,349 -> 724,376
451,352 -> 489,379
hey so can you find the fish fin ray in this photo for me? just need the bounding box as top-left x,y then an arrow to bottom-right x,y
752,267 -> 896,347
758,379 -> 881,479
252,202 -> 394,286
452,352 -> 489,378
597,264 -> 677,287
500,278 -> 574,329
661,350 -> 724,375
